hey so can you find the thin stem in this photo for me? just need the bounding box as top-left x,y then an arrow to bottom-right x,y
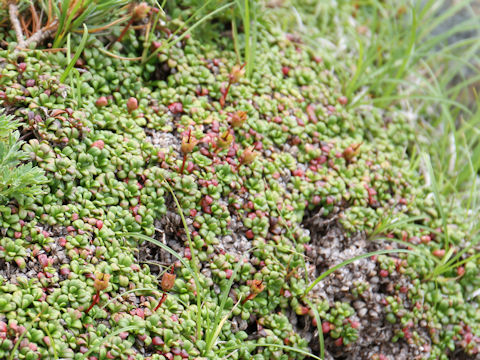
115,16 -> 135,44
241,292 -> 255,304
180,154 -> 188,174
85,290 -> 100,314
220,80 -> 232,109
153,292 -> 168,311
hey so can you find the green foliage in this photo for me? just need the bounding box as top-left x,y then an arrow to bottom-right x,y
2,1 -> 480,359
61,24 -> 89,84
0,111 -> 46,204
41,0 -> 129,48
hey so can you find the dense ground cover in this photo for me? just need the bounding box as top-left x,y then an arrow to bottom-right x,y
0,1 -> 480,359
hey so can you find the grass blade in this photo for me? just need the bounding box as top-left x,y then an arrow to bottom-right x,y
207,297 -> 242,353
83,325 -> 141,358
305,298 -> 325,360
44,326 -> 58,360
221,342 -> 323,360
205,257 -> 244,352
304,249 -> 415,296
52,0 -> 71,48
145,2 -> 234,63
9,311 -> 43,360
423,153 -> 450,250
60,24 -> 88,83
160,177 -> 204,339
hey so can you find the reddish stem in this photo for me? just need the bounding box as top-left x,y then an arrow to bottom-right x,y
220,81 -> 232,109
115,17 -> 135,44
241,293 -> 256,305
154,293 -> 168,311
85,290 -> 100,314
179,154 -> 188,174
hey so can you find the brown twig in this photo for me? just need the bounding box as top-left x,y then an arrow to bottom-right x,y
9,3 -> 25,47
9,3 -> 57,51
16,47 -> 66,53
23,22 -> 57,48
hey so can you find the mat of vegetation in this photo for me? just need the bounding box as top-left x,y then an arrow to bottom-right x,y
0,1 -> 479,360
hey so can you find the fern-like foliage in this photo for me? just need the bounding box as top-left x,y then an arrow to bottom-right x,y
0,111 -> 47,204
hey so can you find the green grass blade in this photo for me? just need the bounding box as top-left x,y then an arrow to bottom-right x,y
418,0 -> 475,42
305,299 -> 324,360
60,24 -> 89,83
141,7 -> 163,63
369,215 -> 426,239
220,342 -> 323,360
345,34 -> 365,98
243,0 -> 251,76
122,232 -> 198,289
53,0 -> 71,48
160,178 -> 204,339
231,10 -> 241,63
207,298 -> 242,353
382,8 -> 417,102
205,259 -> 244,352
9,311 -> 43,360
374,236 -> 439,265
371,95 -> 473,115
44,326 -> 58,360
61,0 -> 90,44
92,287 -> 158,320
145,1 -> 234,63
83,326 -> 141,358
304,249 -> 415,296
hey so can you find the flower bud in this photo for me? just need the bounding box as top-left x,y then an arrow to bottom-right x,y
343,143 -> 362,162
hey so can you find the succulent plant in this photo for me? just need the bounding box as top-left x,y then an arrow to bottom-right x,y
0,2 -> 477,359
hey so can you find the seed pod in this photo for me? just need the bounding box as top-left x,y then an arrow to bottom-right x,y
216,131 -> 234,150
343,143 -> 362,162
161,269 -> 176,292
239,146 -> 258,166
93,272 -> 110,292
230,111 -> 247,128
230,65 -> 245,84
181,131 -> 198,154
247,279 -> 265,295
